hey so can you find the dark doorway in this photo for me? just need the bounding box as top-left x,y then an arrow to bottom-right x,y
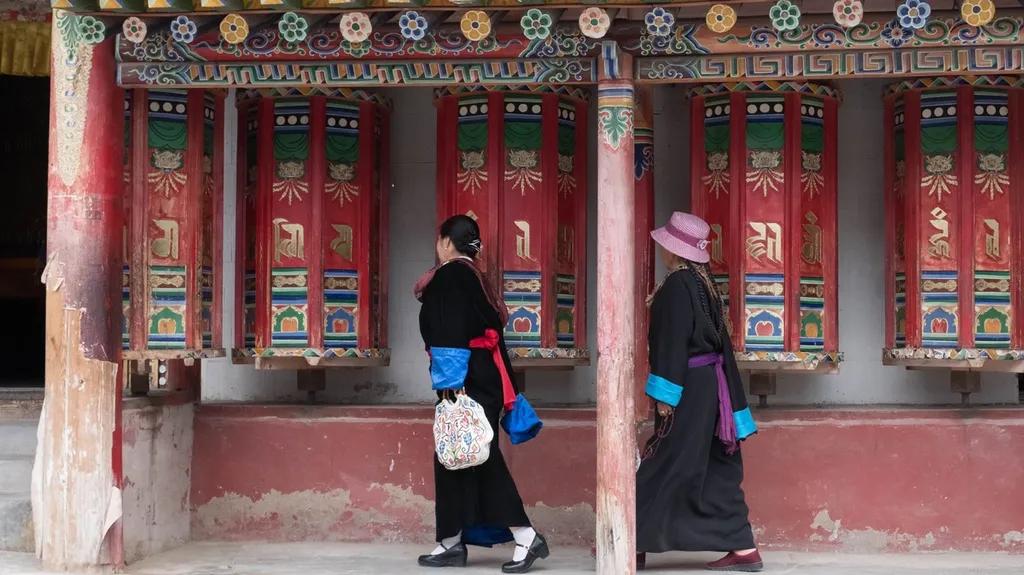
0,75 -> 48,387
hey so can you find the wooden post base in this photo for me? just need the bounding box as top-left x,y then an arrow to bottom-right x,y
749,373 -> 777,408
950,371 -> 981,406
297,370 -> 326,403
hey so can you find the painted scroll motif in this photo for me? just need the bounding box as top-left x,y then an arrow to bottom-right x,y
702,96 -> 732,330
972,90 -> 1012,348
242,107 -> 259,348
799,97 -> 825,351
918,91 -> 959,348
200,95 -> 216,348
744,94 -> 785,351
146,90 -> 189,349
323,101 -> 362,348
556,101 -> 578,347
892,102 -> 908,347
503,95 -> 544,347
270,100 -> 310,347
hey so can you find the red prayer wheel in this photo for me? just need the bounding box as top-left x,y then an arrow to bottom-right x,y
122,89 -> 225,361
435,87 -> 588,367
234,89 -> 391,368
689,82 -> 841,372
883,77 -> 1024,368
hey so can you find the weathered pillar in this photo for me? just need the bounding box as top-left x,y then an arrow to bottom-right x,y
633,86 -> 655,424
34,12 -> 123,569
595,42 -> 637,575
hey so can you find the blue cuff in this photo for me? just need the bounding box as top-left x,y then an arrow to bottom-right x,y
734,407 -> 757,440
645,374 -> 683,407
429,347 -> 470,390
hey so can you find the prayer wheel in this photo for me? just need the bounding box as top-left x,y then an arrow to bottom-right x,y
883,77 -> 1024,370
234,89 -> 390,368
689,83 -> 841,373
435,87 -> 588,366
122,89 -> 225,360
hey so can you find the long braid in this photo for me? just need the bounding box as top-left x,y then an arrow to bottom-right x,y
690,262 -> 728,346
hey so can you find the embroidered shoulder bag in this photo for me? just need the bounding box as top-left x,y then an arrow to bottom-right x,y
434,390 -> 494,471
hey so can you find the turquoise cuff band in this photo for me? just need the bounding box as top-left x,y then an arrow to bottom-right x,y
734,407 -> 757,439
646,374 -> 683,407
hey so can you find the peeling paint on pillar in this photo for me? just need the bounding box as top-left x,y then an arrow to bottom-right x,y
33,11 -> 124,570
595,41 -> 637,575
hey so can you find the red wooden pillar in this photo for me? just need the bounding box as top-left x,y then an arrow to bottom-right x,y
38,16 -> 123,569
633,86 -> 655,423
596,45 -> 637,575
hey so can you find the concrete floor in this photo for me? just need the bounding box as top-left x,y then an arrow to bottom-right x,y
1,543 -> 1023,574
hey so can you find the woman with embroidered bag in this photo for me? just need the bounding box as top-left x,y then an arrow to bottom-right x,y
416,215 -> 549,572
636,212 -> 762,572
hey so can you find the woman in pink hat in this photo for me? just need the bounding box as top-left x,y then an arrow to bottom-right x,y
636,212 -> 761,572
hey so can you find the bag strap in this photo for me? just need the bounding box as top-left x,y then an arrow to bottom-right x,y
469,329 -> 516,411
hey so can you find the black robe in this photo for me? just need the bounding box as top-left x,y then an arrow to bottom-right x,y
419,260 -> 531,545
636,267 -> 757,553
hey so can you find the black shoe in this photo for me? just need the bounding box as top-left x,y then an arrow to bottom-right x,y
417,543 -> 467,568
637,552 -> 646,571
501,533 -> 550,574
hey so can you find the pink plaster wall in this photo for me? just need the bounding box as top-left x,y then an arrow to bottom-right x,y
191,405 -> 1024,553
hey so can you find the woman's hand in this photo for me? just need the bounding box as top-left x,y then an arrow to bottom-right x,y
656,402 -> 674,417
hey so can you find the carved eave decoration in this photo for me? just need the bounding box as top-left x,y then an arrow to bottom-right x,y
49,2 -> 1024,86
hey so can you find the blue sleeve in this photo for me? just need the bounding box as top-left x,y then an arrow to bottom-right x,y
430,347 -> 471,390
646,374 -> 684,407
733,407 -> 758,440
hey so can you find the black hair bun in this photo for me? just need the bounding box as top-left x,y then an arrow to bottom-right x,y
440,214 -> 482,258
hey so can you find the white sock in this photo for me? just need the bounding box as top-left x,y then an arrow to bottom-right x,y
510,527 -> 536,561
431,532 -> 462,555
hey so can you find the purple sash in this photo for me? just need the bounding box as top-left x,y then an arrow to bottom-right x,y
688,353 -> 738,454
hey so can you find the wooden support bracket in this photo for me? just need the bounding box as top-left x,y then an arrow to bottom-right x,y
950,370 -> 981,406
126,359 -> 150,396
748,372 -> 776,408
297,369 -> 326,403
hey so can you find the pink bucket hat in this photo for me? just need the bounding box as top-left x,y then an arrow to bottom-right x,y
650,212 -> 711,263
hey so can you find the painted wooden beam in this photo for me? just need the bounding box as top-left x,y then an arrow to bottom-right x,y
595,40 -> 637,575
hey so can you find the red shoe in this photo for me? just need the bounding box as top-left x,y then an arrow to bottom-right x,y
706,550 -> 763,572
